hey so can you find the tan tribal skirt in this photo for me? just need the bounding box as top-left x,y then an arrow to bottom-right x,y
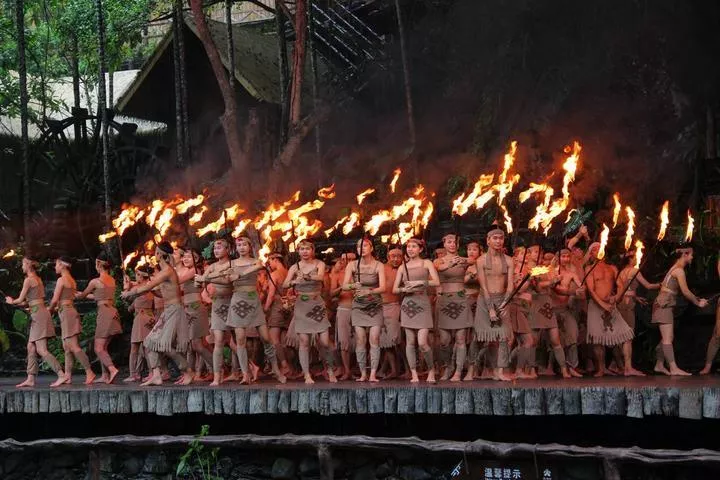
131,308 -> 154,343
529,294 -> 558,330
351,294 -> 384,328
473,293 -> 510,342
586,300 -> 634,346
95,303 -> 122,339
509,298 -> 532,335
617,298 -> 636,330
58,304 -> 81,340
185,300 -> 209,339
293,293 -> 331,334
380,302 -> 401,348
28,304 -> 55,343
144,303 -> 189,353
267,298 -> 291,329
554,306 -> 579,346
210,296 -> 231,331
400,294 -> 433,330
652,294 -> 675,325
227,290 -> 265,329
436,291 -> 472,330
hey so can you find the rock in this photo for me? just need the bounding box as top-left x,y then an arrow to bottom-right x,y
398,465 -> 432,480
98,450 -> 116,473
351,464 -> 377,480
217,456 -> 233,478
299,456 -> 319,475
143,451 -> 170,474
123,456 -> 144,476
271,458 -> 296,479
376,460 -> 395,478
233,462 -> 269,477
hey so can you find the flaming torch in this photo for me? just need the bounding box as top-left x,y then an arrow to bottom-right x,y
500,265 -> 551,309
685,210 -> 695,243
2,249 -> 15,259
356,188 -> 376,206
633,240 -> 644,270
612,193 -> 622,228
624,206 -> 635,250
597,223 -> 610,260
658,201 -> 669,241
317,184 -> 336,199
389,168 -> 402,193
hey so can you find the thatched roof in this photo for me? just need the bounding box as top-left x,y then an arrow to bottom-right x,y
0,70 -> 167,139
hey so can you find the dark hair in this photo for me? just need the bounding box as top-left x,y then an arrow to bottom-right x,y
96,251 -> 111,268
58,255 -> 74,266
268,253 -> 285,267
135,265 -> 153,277
157,241 -> 174,255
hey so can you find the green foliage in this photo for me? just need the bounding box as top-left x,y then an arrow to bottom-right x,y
12,309 -> 29,334
176,425 -> 222,480
0,328 -> 10,353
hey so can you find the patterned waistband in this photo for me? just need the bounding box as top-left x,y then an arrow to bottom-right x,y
439,290 -> 466,298
183,293 -> 202,304
28,299 -> 45,307
232,286 -> 256,293
59,300 -> 75,307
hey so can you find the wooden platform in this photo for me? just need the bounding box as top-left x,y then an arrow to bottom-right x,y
1,376 -> 720,419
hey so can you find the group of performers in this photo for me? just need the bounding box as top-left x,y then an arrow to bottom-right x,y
4,223 -> 719,388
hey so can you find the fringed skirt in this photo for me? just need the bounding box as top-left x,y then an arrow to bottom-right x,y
436,291 -> 472,330
185,300 -> 209,339
617,298 -> 637,330
529,294 -> 558,330
586,300 -> 634,346
509,298 -> 532,335
144,303 -> 189,353
95,304 -> 122,339
293,293 -> 330,334
131,309 -> 154,343
28,305 -> 55,343
400,294 -> 433,330
210,296 -> 231,331
473,293 -> 510,342
555,306 -> 579,346
227,290 -> 265,329
336,306 -> 353,350
351,294 -> 384,328
267,297 -> 291,329
58,304 -> 81,340
380,302 -> 401,348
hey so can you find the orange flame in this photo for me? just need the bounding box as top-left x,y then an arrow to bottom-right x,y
342,212 -> 361,235
519,182 -> 551,204
685,210 -> 695,243
389,168 -> 402,193
658,201 -> 669,241
231,219 -> 253,238
324,215 -> 349,237
123,251 -> 138,269
254,191 -> 301,231
2,249 -> 16,259
597,223 -> 609,260
530,265 -> 550,276
612,193 -> 622,228
500,204 -> 513,234
624,206 -> 635,250
98,231 -> 118,243
634,240 -> 644,270
356,188 -> 376,205
452,174 -> 494,216
188,206 -> 208,225
175,194 -> 205,214
112,205 -> 145,237
196,212 -> 227,237
288,200 -> 324,222
317,184 -> 336,199
145,200 -> 165,227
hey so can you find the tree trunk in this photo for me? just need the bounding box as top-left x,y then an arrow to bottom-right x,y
188,0 -> 249,184
177,0 -> 190,162
173,2 -> 185,167
275,7 -> 289,147
288,0 -> 307,128
96,0 -> 111,229
308,0 -> 322,188
225,0 -> 235,80
16,0 -> 30,243
394,0 -> 418,183
71,35 -> 82,142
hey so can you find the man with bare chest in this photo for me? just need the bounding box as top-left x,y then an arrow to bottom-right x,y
585,243 -> 640,377
551,249 -> 584,377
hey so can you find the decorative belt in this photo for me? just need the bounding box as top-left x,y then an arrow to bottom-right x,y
138,308 -> 154,316
183,293 -> 202,304
59,300 -> 75,307
660,287 -> 676,295
232,286 -> 257,293
163,299 -> 181,306
97,300 -> 114,307
28,299 -> 45,307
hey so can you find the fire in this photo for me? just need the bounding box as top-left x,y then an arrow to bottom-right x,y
224,204 -> 243,221
188,206 -> 208,225
389,168 -> 402,193
529,265 -> 550,276
321,247 -> 335,254
145,200 -> 165,227
342,212 -> 361,235
2,249 -> 15,259
597,223 -> 609,260
288,200 -> 324,221
356,188 -> 376,205
196,212 -> 226,237
154,208 -> 176,237
612,193 -> 621,228
112,205 -> 145,236
624,206 -> 635,250
685,210 -> 695,243
397,222 -> 414,244
254,191 -> 301,230
452,174 -> 494,216
500,204 -> 513,234
324,215 -> 349,237
519,183 -> 551,204
123,251 -> 138,269
634,240 -> 644,270
98,231 -> 117,243
317,184 -> 336,199
420,202 -> 434,230
175,194 -> 205,214
231,219 -> 252,238
658,201 -> 669,241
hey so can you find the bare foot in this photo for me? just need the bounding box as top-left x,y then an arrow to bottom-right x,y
209,380 -> 221,386
699,365 -> 713,375
496,371 -> 514,382
84,372 -> 97,385
95,375 -> 109,384
251,363 -> 261,382
61,375 -> 72,385
50,375 -> 67,388
239,373 -> 253,385
463,367 -> 475,382
304,374 -> 315,385
560,368 -> 572,379
123,375 -> 140,383
107,367 -> 119,385
439,367 -> 452,382
410,371 -> 420,383
140,375 -> 162,387
356,374 -> 367,382
569,368 -> 583,378
426,371 -> 436,384
369,374 -> 379,383
450,373 -> 462,382
328,371 -> 338,383
225,372 -> 241,382
669,368 -> 692,376
593,369 -> 605,378
16,377 -> 34,388
624,367 -> 646,377
178,371 -> 194,385
654,364 -> 671,376
538,367 -> 554,377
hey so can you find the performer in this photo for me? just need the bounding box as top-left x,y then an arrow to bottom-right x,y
195,238 -> 233,386
552,248 -> 585,377
122,266 -> 155,382
392,237 -> 440,383
652,246 -> 707,376
701,255 -> 720,375
176,248 -> 214,381
6,257 -> 66,388
433,233 -> 472,382
75,252 -> 121,384
265,253 -> 292,376
225,236 -> 285,384
474,227 -> 514,382
343,238 -> 386,382
330,253 -> 353,380
121,242 -> 192,386
585,243 -> 640,377
463,240 -> 483,381
379,247 -> 403,379
282,239 -> 337,384
49,256 -> 95,385
508,246 -> 537,379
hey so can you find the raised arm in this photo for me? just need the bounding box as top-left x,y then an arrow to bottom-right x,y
6,277 -> 33,305
122,269 -> 171,299
674,269 -> 707,307
282,264 -> 299,289
75,278 -> 98,300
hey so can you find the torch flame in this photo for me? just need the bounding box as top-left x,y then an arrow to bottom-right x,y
452,174 -> 494,216
175,194 -> 205,214
356,188 -> 376,205
2,249 -> 15,259
685,210 -> 695,243
658,201 -> 669,241
342,212 -> 361,235
98,231 -> 117,243
529,265 -> 550,276
389,168 -> 402,193
188,206 -> 208,225
624,206 -> 635,250
123,251 -> 138,269
597,223 -> 609,260
634,240 -> 644,270
612,193 -> 622,228
500,204 -> 513,234
317,184 -> 336,199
